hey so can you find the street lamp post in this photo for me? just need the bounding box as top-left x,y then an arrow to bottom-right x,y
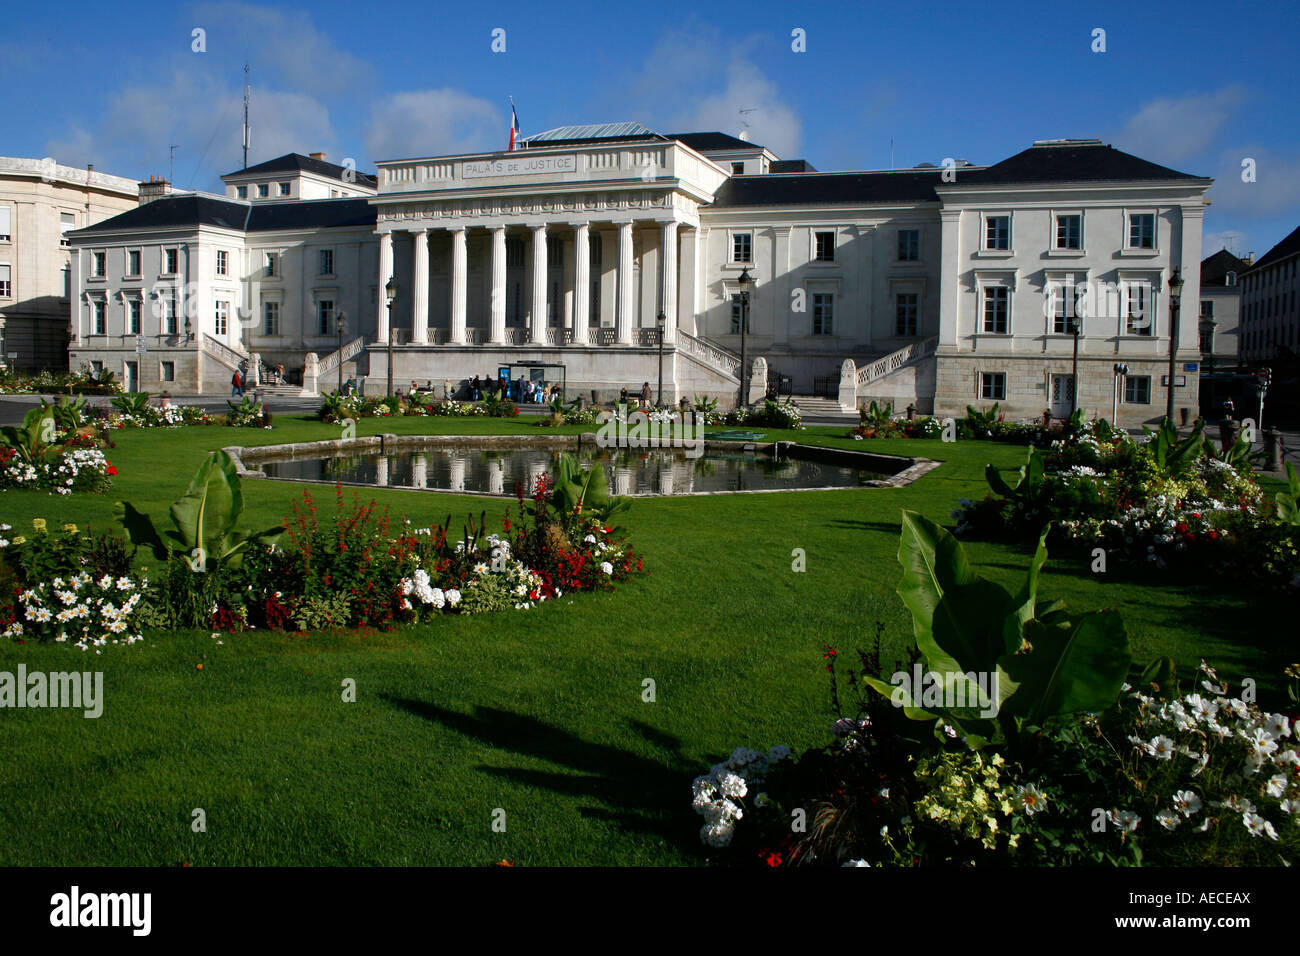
336,311 -> 347,395
385,276 -> 398,398
1068,313 -> 1081,417
655,310 -> 665,409
737,267 -> 753,410
1164,268 -> 1184,425
1112,362 -> 1128,425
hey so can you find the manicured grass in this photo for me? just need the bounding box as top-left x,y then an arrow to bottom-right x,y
1,416 -> 1293,865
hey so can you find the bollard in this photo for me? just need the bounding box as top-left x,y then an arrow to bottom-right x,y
1264,428 -> 1284,471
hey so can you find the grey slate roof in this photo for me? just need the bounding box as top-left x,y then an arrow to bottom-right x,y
957,141 -> 1203,186
1248,224 -> 1300,272
711,170 -> 949,207
1201,249 -> 1249,287
224,153 -> 378,189
670,132 -> 765,152
520,122 -> 662,145
72,195 -> 376,235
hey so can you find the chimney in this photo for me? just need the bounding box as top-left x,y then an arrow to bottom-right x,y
138,176 -> 172,205
1245,252 -> 1254,265
309,152 -> 326,161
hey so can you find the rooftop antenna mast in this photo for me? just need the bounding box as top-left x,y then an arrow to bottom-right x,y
242,60 -> 250,170
169,145 -> 179,184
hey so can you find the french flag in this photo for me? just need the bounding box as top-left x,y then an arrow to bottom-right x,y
508,99 -> 521,151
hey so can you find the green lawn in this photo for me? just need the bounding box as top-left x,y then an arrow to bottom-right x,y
0,416 -> 1293,866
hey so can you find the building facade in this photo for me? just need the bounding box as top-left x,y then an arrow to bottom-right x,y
1240,225 -> 1300,364
68,129 -> 1213,425
1197,248 -> 1246,367
0,157 -> 138,371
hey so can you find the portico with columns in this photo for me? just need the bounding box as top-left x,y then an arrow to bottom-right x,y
366,128 -> 740,402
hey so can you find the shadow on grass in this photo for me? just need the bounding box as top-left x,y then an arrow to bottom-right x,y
383,698 -> 701,852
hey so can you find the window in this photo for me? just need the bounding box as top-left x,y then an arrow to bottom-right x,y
278,182 -> 291,196
62,265 -> 70,298
1050,280 -> 1082,334
731,162 -> 744,175
732,232 -> 752,264
0,206 -> 10,241
814,231 -> 835,262
317,299 -> 334,336
214,301 -> 229,336
895,293 -> 918,336
1125,283 -> 1153,335
127,298 -> 141,334
506,238 -> 524,268
164,248 -> 178,275
1054,214 -> 1082,250
812,293 -> 834,335
982,287 -> 1009,333
1200,328 -> 1214,353
1127,213 -> 1155,249
984,215 -> 1010,250
162,294 -> 177,335
547,241 -> 564,269
257,184 -> 269,198
0,264 -> 10,298
729,294 -> 749,334
127,249 -> 141,276
1200,300 -> 1214,319
236,186 -> 248,199
266,252 -> 278,277
160,361 -> 175,382
92,251 -> 106,277
263,301 -> 280,336
1124,375 -> 1151,404
60,212 -> 75,246
980,372 -> 1006,401
216,250 -> 229,276
92,299 -> 105,335
897,229 -> 920,261
1226,271 -> 1237,286
319,249 -> 334,276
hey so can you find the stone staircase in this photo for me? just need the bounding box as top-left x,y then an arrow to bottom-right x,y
790,395 -> 859,424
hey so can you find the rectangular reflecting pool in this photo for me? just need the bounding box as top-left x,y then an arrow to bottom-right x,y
254,444 -> 897,496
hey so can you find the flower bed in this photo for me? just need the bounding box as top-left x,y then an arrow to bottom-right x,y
689,516 -> 1300,867
1,407 -> 115,495
953,417 -> 1298,588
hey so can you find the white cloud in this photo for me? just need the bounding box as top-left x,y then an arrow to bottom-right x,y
1109,87 -> 1245,167
608,23 -> 801,159
1207,145 -> 1300,218
365,90 -> 502,161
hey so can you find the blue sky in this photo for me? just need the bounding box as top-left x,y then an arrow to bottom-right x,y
4,0 -> 1298,256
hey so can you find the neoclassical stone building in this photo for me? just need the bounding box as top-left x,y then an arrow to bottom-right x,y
68,127 -> 1212,424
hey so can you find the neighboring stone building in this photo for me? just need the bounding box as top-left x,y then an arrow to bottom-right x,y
0,157 -> 138,371
1197,248 -> 1247,367
67,130 -> 1212,425
1240,225 -> 1300,363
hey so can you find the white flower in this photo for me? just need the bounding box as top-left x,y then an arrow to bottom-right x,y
1172,790 -> 1202,817
1156,809 -> 1180,831
600,561 -> 613,575
1265,774 -> 1289,799
583,534 -> 597,544
1263,714 -> 1292,740
718,772 -> 747,799
445,589 -> 461,607
1015,784 -> 1047,815
1146,735 -> 1176,760
1108,809 -> 1140,832
1242,812 -> 1279,841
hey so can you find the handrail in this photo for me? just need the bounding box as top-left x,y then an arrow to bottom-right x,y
855,336 -> 937,387
677,329 -> 741,378
318,336 -> 367,374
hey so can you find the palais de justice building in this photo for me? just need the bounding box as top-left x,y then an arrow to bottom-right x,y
68,123 -> 1211,424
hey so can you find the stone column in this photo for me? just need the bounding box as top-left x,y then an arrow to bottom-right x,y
449,455 -> 466,492
572,222 -> 590,345
412,456 -> 428,490
450,227 -> 467,345
530,224 -> 548,344
617,221 -> 634,345
488,457 -> 504,495
411,229 -> 429,345
377,231 -> 393,341
490,226 -> 507,344
660,221 -> 679,344
938,210 -> 961,347
376,457 -> 389,487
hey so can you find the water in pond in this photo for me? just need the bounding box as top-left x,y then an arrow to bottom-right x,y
256,446 -> 892,496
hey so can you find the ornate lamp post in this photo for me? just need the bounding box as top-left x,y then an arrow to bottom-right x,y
1164,268 -> 1184,424
385,276 -> 398,398
737,267 -> 753,409
1256,366 -> 1271,433
655,310 -> 665,409
336,311 -> 347,394
1068,312 -> 1082,417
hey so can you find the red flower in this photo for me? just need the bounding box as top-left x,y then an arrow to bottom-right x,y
105,463 -> 117,476
1208,530 -> 1218,540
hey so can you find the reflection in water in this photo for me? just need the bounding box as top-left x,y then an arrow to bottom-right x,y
262,446 -> 890,496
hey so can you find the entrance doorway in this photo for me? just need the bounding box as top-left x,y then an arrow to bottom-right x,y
125,360 -> 139,393
1050,373 -> 1075,418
